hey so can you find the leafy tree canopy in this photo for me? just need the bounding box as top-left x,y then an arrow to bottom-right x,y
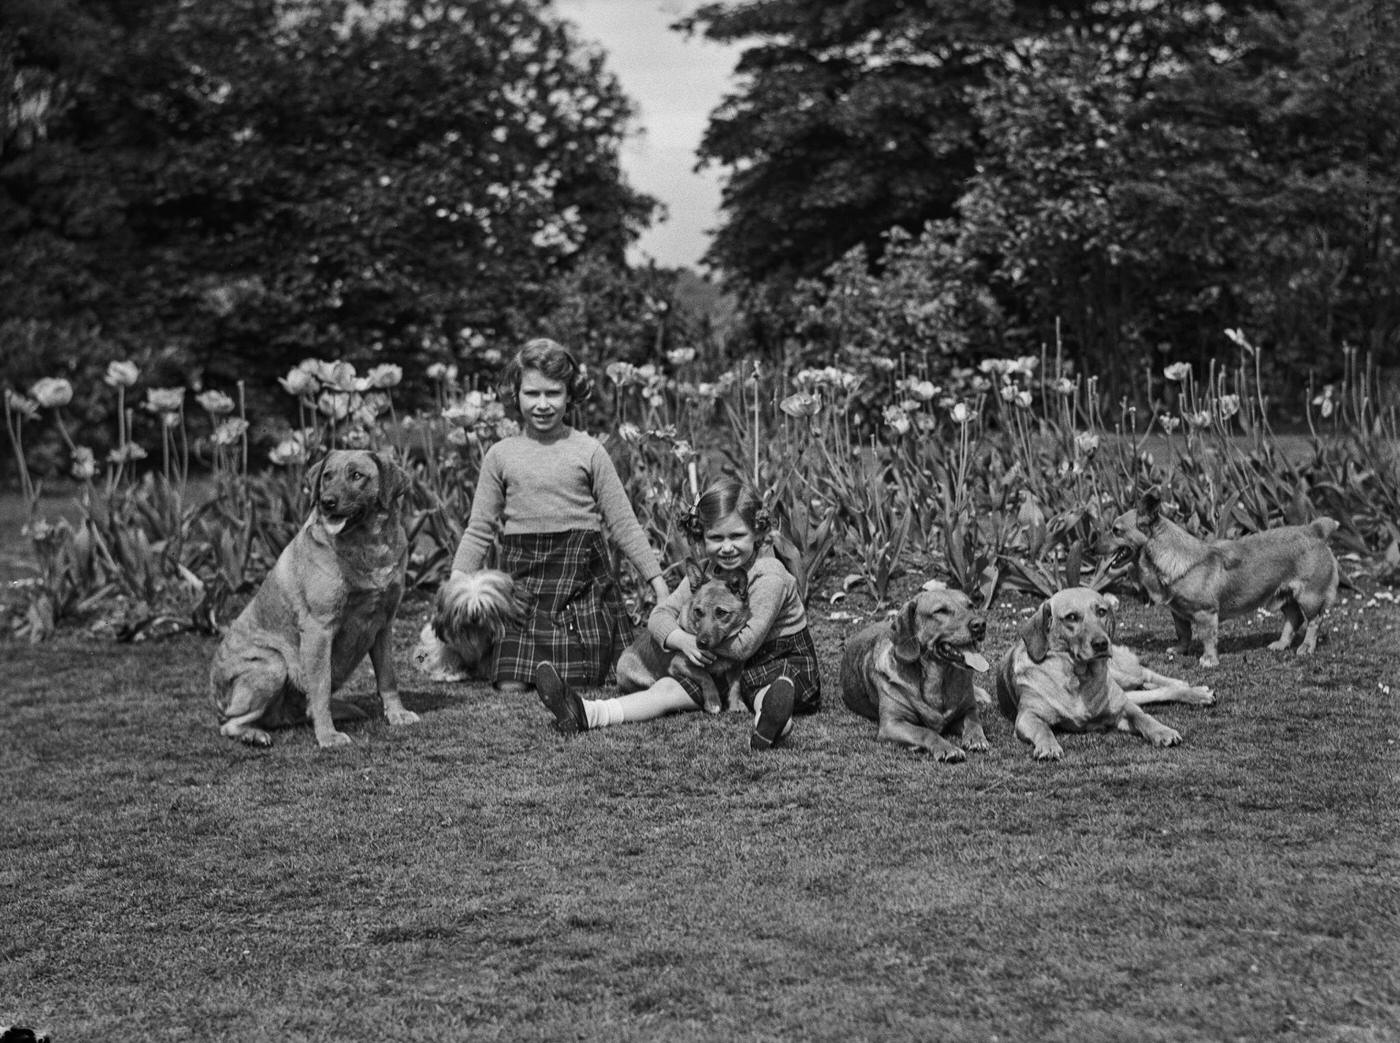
1,0 -> 657,419
687,0 -> 1400,401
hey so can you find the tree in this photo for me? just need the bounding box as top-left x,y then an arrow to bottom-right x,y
952,0 -> 1400,396
689,0 -> 1400,405
682,0 -> 1036,288
1,0 -> 657,425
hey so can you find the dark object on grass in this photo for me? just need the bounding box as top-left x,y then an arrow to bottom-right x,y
2,1026 -> 52,1043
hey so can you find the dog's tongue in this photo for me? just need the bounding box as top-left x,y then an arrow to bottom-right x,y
960,649 -> 989,672
321,515 -> 348,536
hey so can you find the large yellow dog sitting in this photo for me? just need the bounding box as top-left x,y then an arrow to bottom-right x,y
210,449 -> 415,748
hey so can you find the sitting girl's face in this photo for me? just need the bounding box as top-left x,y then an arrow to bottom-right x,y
703,511 -> 758,572
519,367 -> 568,437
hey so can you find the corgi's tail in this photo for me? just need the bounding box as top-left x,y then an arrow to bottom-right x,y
1309,517 -> 1340,540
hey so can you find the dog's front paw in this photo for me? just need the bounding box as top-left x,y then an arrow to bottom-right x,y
386,708 -> 420,726
1033,741 -> 1064,761
316,729 -> 352,749
934,745 -> 967,763
1188,685 -> 1216,706
1267,637 -> 1293,652
1197,654 -> 1220,668
1150,726 -> 1182,748
961,728 -> 990,753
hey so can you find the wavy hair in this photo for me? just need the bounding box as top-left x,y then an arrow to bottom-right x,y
677,478 -> 772,542
497,337 -> 593,416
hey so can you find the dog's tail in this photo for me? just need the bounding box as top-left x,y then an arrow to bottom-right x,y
1308,517 -> 1339,540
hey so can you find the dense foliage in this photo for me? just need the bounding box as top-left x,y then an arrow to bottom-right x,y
0,0 -> 667,448
6,339 -> 1398,641
687,0 -> 1400,402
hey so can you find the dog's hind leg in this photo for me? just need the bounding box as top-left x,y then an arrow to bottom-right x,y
1171,612 -> 1194,655
217,675 -> 283,747
213,650 -> 295,746
1126,684 -> 1215,707
1291,581 -> 1334,656
1116,703 -> 1182,748
1268,600 -> 1303,653
219,706 -> 273,747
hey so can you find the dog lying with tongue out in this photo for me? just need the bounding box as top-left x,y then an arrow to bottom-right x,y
840,582 -> 992,761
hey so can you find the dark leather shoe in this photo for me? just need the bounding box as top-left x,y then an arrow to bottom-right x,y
751,676 -> 794,750
534,661 -> 586,735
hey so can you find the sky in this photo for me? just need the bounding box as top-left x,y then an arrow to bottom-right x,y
551,0 -> 743,270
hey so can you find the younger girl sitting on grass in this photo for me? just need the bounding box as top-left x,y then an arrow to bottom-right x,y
534,477 -> 820,750
451,338 -> 669,694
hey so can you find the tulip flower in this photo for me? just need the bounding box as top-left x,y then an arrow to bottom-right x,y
30,377 -> 73,408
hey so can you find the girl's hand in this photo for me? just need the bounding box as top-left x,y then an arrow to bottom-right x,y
668,630 -> 715,668
649,575 -> 670,604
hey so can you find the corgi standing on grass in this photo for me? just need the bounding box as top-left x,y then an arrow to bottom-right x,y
535,478 -> 821,750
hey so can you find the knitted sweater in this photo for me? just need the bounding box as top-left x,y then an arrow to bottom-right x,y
648,551 -> 807,661
451,428 -> 662,581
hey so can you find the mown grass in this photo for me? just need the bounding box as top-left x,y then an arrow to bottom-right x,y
3,574 -> 1398,1042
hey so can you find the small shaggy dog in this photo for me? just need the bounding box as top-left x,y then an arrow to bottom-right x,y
411,569 -> 526,681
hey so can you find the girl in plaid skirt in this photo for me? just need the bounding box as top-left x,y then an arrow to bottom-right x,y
450,339 -> 668,693
536,478 -> 820,750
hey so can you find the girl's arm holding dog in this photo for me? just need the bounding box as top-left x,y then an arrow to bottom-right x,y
648,579 -> 713,667
647,554 -> 801,666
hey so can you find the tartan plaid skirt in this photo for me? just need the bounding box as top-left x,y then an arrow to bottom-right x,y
489,529 -> 632,689
674,627 -> 822,715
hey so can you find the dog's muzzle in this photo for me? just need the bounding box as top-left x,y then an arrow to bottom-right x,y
318,497 -> 360,536
1107,544 -> 1136,569
934,639 -> 989,673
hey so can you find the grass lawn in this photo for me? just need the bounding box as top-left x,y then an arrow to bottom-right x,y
3,572 -> 1398,1042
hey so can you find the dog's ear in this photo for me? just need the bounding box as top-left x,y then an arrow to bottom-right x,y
722,567 -> 749,602
1101,592 -> 1119,639
1020,600 -> 1052,663
892,598 -> 922,664
684,558 -> 707,592
372,451 -> 411,508
1139,488 -> 1162,524
305,454 -> 329,503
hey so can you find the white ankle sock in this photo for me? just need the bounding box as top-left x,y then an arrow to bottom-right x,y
584,697 -> 625,729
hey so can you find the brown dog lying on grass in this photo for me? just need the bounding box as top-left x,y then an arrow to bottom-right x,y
1112,491 -> 1339,667
840,583 -> 991,761
615,560 -> 751,713
996,586 -> 1210,761
210,449 -> 417,748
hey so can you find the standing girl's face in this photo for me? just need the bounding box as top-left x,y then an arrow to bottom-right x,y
518,367 -> 568,437
702,511 -> 759,572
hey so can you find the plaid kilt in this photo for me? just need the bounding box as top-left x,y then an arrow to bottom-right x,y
489,529 -> 632,689
673,628 -> 822,714
738,627 -> 822,714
